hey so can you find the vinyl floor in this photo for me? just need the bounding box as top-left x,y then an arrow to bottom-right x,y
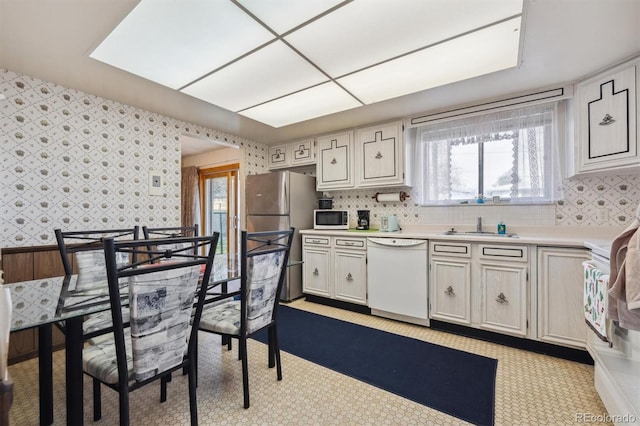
8,299 -> 610,425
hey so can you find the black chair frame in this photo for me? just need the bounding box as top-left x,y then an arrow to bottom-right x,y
91,234 -> 219,426
200,228 -> 294,408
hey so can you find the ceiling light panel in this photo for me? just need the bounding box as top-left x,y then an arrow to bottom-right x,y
337,17 -> 522,104
285,0 -> 523,77
239,82 -> 361,128
90,0 -> 274,89
237,0 -> 345,34
182,41 -> 329,112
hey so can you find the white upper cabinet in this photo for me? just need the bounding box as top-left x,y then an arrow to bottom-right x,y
267,144 -> 290,169
356,120 -> 406,188
290,138 -> 315,167
268,139 -> 316,170
573,58 -> 639,175
316,131 -> 355,190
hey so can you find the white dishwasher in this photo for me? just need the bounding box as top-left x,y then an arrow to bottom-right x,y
367,237 -> 429,326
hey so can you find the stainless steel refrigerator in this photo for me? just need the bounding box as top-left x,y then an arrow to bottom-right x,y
245,171 -> 317,301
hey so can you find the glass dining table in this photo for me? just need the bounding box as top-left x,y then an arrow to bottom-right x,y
5,254 -> 241,426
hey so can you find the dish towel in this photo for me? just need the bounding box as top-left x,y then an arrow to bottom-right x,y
583,261 -> 609,342
608,203 -> 640,331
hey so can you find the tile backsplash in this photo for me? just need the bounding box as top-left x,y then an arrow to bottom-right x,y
326,173 -> 640,230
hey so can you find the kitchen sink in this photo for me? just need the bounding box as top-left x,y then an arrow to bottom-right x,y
440,230 -> 519,238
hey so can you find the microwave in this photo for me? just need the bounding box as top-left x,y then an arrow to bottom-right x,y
313,209 -> 349,230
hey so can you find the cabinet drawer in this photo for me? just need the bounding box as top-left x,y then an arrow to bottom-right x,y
479,244 -> 527,262
303,236 -> 330,247
430,241 -> 471,258
334,237 -> 366,250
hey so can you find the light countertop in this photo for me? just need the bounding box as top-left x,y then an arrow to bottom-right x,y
301,224 -> 622,252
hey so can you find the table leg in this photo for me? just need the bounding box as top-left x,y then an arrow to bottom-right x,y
37,324 -> 53,426
65,318 -> 84,425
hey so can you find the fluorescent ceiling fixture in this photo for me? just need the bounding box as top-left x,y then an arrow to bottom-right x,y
90,0 -> 274,89
91,0 -> 524,127
182,41 -> 328,112
338,17 -> 522,104
237,0 -> 344,34
239,82 -> 361,128
285,0 -> 523,77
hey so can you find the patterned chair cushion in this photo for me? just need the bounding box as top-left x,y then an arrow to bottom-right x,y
246,251 -> 284,334
128,265 -> 200,382
199,301 -> 241,336
75,250 -> 131,337
83,329 -> 134,384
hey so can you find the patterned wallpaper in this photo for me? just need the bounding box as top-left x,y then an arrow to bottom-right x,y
0,69 -> 260,247
2,68 -> 638,248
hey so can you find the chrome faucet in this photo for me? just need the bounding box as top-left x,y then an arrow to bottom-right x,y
476,217 -> 482,232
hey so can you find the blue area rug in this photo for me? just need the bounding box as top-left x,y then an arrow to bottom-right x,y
253,306 -> 497,426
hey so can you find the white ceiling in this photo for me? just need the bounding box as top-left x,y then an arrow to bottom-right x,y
89,0 -> 522,128
1,0 -> 639,151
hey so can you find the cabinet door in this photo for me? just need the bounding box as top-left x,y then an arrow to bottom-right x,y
333,249 -> 367,305
575,64 -> 638,174
268,144 -> 290,169
537,247 -> 590,348
356,121 -> 405,187
316,131 -> 355,190
479,261 -> 528,337
302,247 -> 331,297
290,139 -> 315,166
430,258 -> 471,325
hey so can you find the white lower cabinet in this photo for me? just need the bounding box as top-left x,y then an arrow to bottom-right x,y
334,247 -> 367,304
302,234 -> 367,305
429,242 -> 472,325
537,247 -> 590,348
430,241 -> 530,338
479,259 -> 528,337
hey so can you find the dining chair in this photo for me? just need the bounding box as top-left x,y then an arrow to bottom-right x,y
199,228 -> 294,408
142,225 -> 199,239
54,227 -> 140,339
83,233 -> 219,426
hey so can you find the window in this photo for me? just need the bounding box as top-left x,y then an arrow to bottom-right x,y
412,103 -> 563,205
199,164 -> 239,255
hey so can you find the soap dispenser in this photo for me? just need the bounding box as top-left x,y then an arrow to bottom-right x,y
497,218 -> 506,235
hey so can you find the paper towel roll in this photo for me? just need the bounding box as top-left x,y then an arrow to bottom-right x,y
373,191 -> 409,202
376,193 -> 401,202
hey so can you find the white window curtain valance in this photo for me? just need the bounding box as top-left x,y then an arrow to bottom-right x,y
411,102 -> 564,205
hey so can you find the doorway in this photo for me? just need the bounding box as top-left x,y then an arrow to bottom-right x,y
199,164 -> 239,256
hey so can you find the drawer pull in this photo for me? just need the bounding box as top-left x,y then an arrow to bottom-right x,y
313,268 -> 319,276
375,151 -> 383,159
496,292 -> 508,304
346,272 -> 353,281
311,239 -> 323,244
344,241 -> 354,245
331,157 -> 337,164
444,285 -> 455,296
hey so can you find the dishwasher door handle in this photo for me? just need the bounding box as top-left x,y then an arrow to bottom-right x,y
368,238 -> 426,248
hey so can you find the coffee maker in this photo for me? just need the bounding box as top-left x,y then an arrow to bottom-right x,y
356,210 -> 370,230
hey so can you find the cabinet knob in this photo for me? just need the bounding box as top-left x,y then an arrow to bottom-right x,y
331,158 -> 337,164
496,292 -> 508,304
444,285 -> 455,296
313,268 -> 319,276
346,272 -> 353,281
375,151 -> 383,159
599,113 -> 615,126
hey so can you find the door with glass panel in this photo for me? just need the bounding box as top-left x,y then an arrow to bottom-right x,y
199,164 -> 239,256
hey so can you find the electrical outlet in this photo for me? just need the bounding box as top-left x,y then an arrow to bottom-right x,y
596,208 -> 609,223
